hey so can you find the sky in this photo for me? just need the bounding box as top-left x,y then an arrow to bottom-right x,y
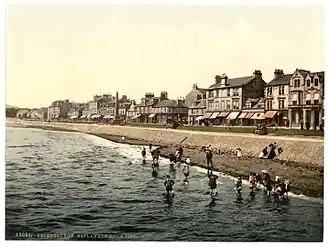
5,4 -> 324,108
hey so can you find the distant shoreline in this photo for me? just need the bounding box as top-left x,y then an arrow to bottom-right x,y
6,120 -> 324,199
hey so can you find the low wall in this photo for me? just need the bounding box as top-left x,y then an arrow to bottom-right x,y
7,119 -> 324,166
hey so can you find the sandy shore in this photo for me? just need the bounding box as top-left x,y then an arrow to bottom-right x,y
7,123 -> 323,198
93,133 -> 323,198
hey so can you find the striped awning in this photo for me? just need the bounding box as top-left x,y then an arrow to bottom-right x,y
148,114 -> 156,118
226,112 -> 240,120
54,115 -> 59,118
219,111 -> 230,118
238,112 -> 247,119
69,116 -> 78,119
244,112 -> 254,119
132,114 -> 141,119
87,114 -> 92,118
80,115 -> 86,119
263,111 -> 277,118
251,113 -> 265,120
209,112 -> 220,119
203,112 -> 213,119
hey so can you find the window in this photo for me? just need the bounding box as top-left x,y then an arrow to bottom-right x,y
227,89 -> 230,97
221,101 -> 225,110
267,87 -> 273,96
266,100 -> 272,110
306,79 -> 311,87
294,79 -> 300,88
278,99 -> 284,109
306,100 -> 311,105
279,86 -> 285,96
233,88 -> 239,96
226,100 -> 230,110
216,90 -> 219,97
233,100 -> 239,110
315,78 -> 319,87
314,100 -> 319,105
292,101 -> 297,106
215,102 -> 219,110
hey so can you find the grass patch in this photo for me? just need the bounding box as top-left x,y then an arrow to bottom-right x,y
129,123 -> 324,137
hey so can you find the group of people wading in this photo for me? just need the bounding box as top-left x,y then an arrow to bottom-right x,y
141,141 -> 291,201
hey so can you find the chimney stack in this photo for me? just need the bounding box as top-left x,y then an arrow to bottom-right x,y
274,69 -> 284,79
253,70 -> 262,79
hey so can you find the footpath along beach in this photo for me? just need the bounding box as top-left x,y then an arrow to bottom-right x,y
6,119 -> 324,198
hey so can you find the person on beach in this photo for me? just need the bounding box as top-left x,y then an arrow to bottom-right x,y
182,157 -> 191,183
149,143 -> 152,151
261,170 -> 272,196
208,173 -> 218,197
235,176 -> 243,200
267,144 -> 276,159
164,175 -> 175,196
235,148 -> 242,158
249,172 -> 257,193
169,153 -> 176,167
142,148 -> 147,162
259,146 -> 268,159
206,145 -> 213,173
178,146 -> 183,159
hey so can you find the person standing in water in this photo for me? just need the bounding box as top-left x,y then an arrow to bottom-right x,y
182,156 -> 191,183
208,172 -> 218,197
235,176 -> 243,200
149,142 -> 152,151
142,148 -> 146,162
164,175 -> 175,196
205,145 -> 213,175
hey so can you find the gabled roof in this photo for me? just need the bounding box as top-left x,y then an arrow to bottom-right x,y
209,76 -> 254,89
267,74 -> 293,86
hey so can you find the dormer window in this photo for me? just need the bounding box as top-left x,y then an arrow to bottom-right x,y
294,79 -> 300,88
306,79 -> 311,87
314,78 -> 319,87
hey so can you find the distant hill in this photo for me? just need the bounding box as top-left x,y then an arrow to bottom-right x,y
6,104 -> 20,109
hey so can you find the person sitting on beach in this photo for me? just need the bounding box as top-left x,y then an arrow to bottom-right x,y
164,175 -> 175,196
182,157 -> 191,182
267,145 -> 276,159
235,148 -> 242,158
142,148 -> 146,162
259,146 -> 268,159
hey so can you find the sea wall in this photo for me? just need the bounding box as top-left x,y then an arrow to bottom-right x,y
6,119 -> 324,166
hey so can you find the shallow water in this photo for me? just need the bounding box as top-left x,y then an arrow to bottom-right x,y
5,127 -> 323,241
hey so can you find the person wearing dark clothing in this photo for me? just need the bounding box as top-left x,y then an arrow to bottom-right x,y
149,143 -> 152,150
306,121 -> 310,130
142,148 -> 146,162
206,148 -> 213,169
300,120 -> 304,130
164,175 -> 175,196
320,123 -> 323,132
314,123 -> 317,131
267,145 -> 276,159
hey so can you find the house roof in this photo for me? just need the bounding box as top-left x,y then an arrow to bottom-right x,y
188,100 -> 206,109
267,74 -> 293,86
154,100 -> 178,107
209,76 -> 254,89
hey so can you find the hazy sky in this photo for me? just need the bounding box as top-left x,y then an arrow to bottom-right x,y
6,4 -> 324,108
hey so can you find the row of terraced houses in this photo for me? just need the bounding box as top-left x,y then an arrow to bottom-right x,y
22,68 -> 323,129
